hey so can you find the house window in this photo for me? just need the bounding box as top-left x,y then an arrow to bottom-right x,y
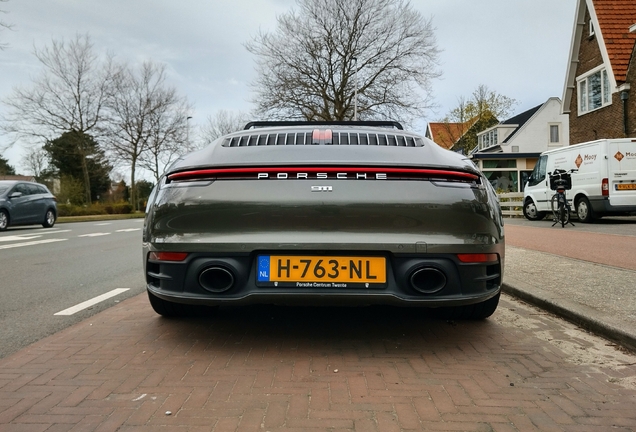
483,160 -> 516,169
483,171 -> 518,193
550,125 -> 559,143
578,68 -> 611,113
478,129 -> 498,149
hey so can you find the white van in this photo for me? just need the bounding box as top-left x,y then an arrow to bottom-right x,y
523,139 -> 636,222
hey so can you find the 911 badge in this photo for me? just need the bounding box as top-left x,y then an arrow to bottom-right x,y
311,185 -> 332,192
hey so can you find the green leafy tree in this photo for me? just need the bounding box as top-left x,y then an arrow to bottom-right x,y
440,85 -> 518,154
56,175 -> 86,206
44,130 -> 112,203
246,0 -> 441,123
135,179 -> 154,210
0,155 -> 16,176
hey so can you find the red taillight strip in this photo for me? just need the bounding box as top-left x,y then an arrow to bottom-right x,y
457,253 -> 499,263
167,167 -> 479,182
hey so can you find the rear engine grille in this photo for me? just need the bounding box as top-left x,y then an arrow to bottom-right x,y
223,132 -> 423,147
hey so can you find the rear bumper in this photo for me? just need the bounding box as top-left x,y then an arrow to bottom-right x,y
589,197 -> 636,215
144,251 -> 503,308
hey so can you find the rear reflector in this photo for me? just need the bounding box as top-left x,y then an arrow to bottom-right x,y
602,178 -> 609,196
457,253 -> 499,263
149,252 -> 189,262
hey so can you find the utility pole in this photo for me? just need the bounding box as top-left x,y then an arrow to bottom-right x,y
353,57 -> 358,121
186,116 -> 192,144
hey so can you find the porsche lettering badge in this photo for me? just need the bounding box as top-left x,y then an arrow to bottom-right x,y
257,173 -> 387,180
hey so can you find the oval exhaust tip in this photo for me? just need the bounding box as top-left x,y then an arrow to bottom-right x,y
199,266 -> 235,293
410,267 -> 446,294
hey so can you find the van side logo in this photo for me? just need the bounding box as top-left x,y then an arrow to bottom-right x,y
575,154 -> 583,168
615,151 -> 624,162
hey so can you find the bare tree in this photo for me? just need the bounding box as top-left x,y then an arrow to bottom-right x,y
0,0 -> 12,50
105,61 -> 189,209
21,147 -> 48,180
246,0 -> 440,123
1,34 -> 113,203
439,84 -> 518,154
199,110 -> 250,146
139,95 -> 191,182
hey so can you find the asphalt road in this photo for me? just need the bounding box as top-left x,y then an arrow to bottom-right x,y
0,219 -> 146,359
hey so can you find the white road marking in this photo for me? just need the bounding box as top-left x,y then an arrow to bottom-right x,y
54,288 -> 130,316
116,228 -> 141,232
0,235 -> 42,242
0,230 -> 71,242
95,223 -> 112,226
78,233 -> 111,237
0,238 -> 67,250
37,229 -> 71,235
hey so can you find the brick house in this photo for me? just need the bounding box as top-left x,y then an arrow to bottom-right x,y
563,0 -> 636,143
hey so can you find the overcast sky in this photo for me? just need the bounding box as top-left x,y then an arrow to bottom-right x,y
0,0 -> 577,175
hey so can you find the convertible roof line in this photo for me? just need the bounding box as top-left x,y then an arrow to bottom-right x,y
243,121 -> 404,130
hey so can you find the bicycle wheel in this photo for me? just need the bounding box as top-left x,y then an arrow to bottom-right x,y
550,194 -> 559,221
558,205 -> 567,227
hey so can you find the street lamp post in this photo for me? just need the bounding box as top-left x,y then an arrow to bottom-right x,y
186,116 -> 192,144
353,57 -> 358,121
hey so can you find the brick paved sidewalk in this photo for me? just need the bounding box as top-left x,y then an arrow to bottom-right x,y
1,293 -> 635,431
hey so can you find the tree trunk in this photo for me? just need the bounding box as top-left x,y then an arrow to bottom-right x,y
130,157 -> 137,212
78,136 -> 92,204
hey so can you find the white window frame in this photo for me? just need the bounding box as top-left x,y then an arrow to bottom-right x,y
577,65 -> 612,115
589,20 -> 595,37
478,128 -> 498,150
549,123 -> 560,144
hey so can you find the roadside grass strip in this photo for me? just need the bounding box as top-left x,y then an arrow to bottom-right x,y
0,238 -> 67,249
54,288 -> 130,316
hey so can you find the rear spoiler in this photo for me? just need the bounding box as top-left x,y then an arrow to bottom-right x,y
243,121 -> 404,130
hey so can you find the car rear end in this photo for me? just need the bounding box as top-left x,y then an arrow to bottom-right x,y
143,123 -> 504,318
607,140 -> 636,211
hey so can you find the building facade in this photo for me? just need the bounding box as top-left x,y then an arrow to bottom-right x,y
563,0 -> 636,143
471,98 -> 569,193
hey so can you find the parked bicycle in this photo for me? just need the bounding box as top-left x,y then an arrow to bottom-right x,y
549,168 -> 577,227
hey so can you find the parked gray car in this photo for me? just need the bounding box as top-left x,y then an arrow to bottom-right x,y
0,180 -> 57,231
143,121 -> 505,319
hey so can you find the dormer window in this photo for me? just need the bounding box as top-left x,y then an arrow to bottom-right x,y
577,67 -> 611,114
478,129 -> 498,149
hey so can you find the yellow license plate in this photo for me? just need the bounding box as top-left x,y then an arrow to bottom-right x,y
257,255 -> 386,288
616,184 -> 636,190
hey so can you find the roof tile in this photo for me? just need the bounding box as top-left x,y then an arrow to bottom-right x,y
593,0 -> 636,82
